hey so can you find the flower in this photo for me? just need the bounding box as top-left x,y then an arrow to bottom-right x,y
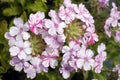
58,4 -> 76,24
44,34 -> 66,49
44,19 -> 66,35
28,11 -> 45,35
24,65 -> 37,79
9,40 -> 32,60
85,26 -> 98,45
62,41 -> 80,70
104,3 -> 120,42
41,47 -> 59,68
5,18 -> 30,41
93,43 -> 107,73
62,41 -> 80,54
59,63 -> 73,79
74,3 -> 94,26
76,48 -> 94,71
113,64 -> 120,80
10,57 -> 23,72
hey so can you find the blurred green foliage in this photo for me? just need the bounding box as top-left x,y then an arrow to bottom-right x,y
0,0 -> 120,80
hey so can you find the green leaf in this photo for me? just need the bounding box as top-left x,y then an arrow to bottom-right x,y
17,0 -> 25,7
0,20 -> 8,46
54,0 -> 63,10
0,0 -> 14,3
35,73 -> 49,80
93,73 -> 107,80
0,67 -> 5,74
0,20 -> 8,35
3,6 -> 21,16
20,12 -> 27,22
26,1 -> 47,12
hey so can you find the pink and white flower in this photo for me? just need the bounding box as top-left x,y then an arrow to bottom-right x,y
41,47 -> 59,69
58,5 -> 76,24
76,48 -> 94,71
28,11 -> 45,35
74,3 -> 94,26
9,40 -> 32,60
104,3 -> 120,42
93,43 -> 107,73
113,64 -> 120,80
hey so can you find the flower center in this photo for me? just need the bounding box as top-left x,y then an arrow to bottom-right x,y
64,19 -> 84,43
30,33 -> 46,55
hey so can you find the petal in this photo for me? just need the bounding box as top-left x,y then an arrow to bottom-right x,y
62,71 -> 70,79
89,59 -> 95,66
112,20 -> 118,27
9,27 -> 19,36
77,48 -> 85,58
16,34 -> 23,41
24,48 -> 32,54
18,51 -> 27,60
4,32 -> 11,39
57,27 -> 64,34
73,44 -> 80,51
65,17 -> 71,24
15,40 -> 24,48
50,59 -> 58,68
42,60 -> 49,67
44,19 -> 54,28
37,11 -> 45,19
8,38 -> 16,46
62,46 -> 70,53
69,61 -> 76,68
86,49 -> 94,58
13,18 -> 23,27
63,0 -> 71,6
83,62 -> 91,71
10,57 -> 20,66
69,41 -> 75,48
59,22 -> 67,28
22,32 -> 30,40
9,46 -> 20,56
30,57 -> 40,65
15,62 -> 23,71
76,59 -> 84,69
97,43 -> 106,54
24,41 -> 31,48
48,28 -> 56,35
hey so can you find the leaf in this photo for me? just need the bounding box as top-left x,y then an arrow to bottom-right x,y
2,6 -> 21,16
93,73 -> 107,80
35,73 -> 49,80
0,67 -> 5,74
20,11 -> 27,22
0,20 -> 8,46
17,0 -> 25,7
0,0 -> 14,3
0,20 -> 8,34
26,1 -> 48,12
54,0 -> 63,10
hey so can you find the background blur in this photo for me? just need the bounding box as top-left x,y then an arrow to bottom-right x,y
0,0 -> 120,80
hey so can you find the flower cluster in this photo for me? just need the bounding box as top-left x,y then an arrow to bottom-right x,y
4,0 -> 107,79
113,64 -> 120,80
4,18 -> 31,59
104,3 -> 120,43
60,41 -> 107,79
5,17 -> 59,79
